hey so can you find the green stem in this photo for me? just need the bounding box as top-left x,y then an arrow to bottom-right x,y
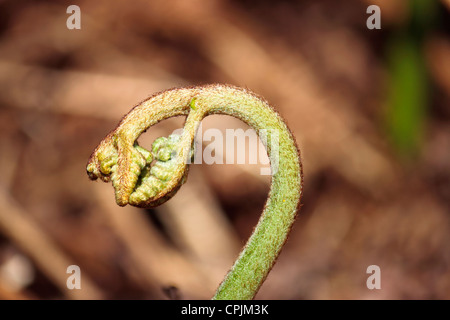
87,84 -> 303,300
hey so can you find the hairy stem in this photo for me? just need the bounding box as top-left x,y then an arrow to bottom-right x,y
87,84 -> 303,300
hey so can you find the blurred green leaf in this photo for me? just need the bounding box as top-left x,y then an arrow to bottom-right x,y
383,0 -> 439,160
385,35 -> 428,159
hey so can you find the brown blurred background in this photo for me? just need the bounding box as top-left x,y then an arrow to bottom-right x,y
0,0 -> 449,300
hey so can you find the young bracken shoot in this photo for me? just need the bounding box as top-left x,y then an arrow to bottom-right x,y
86,84 -> 303,300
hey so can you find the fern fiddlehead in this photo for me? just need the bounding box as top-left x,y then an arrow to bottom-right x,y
87,84 -> 303,299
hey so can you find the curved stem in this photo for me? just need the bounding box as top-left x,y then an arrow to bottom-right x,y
87,84 -> 303,300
